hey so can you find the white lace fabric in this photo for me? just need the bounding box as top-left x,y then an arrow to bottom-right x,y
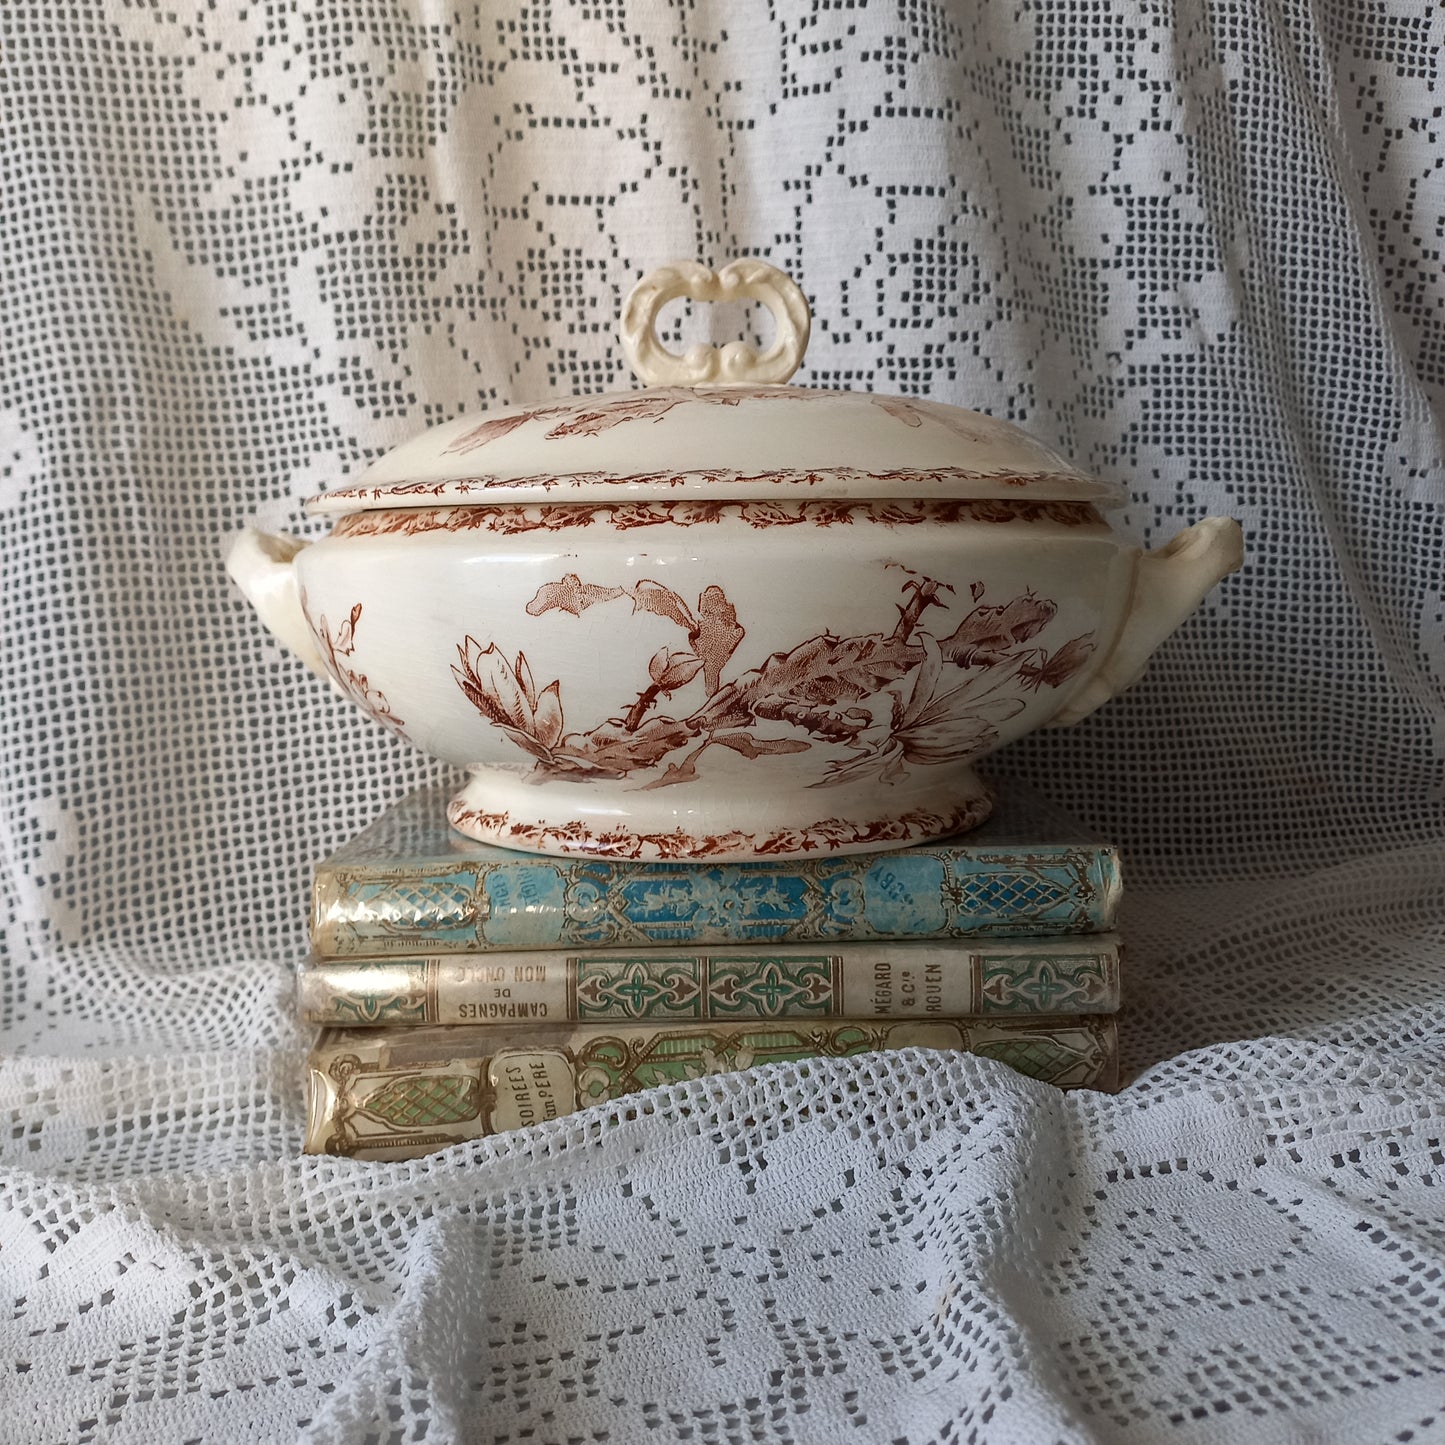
2,4 -> 1442,1442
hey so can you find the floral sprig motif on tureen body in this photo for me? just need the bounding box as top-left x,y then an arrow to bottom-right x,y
451,567 -> 1096,792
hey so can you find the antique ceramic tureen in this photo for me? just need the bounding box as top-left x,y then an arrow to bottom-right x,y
229,260 -> 1242,861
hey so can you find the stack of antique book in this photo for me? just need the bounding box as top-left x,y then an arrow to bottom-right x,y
299,783 -> 1123,1159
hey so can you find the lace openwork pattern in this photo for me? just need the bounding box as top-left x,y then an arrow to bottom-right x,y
1,3 -> 1442,1441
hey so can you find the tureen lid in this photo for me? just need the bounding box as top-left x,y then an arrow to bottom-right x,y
307,260 -> 1123,516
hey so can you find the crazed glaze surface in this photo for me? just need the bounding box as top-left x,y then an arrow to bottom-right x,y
228,260 -> 1243,860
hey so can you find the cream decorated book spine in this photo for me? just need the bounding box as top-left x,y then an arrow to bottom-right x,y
298,934 -> 1122,1026
305,1015 -> 1120,1159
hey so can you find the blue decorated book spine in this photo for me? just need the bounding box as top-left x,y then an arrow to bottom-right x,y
311,786 -> 1121,957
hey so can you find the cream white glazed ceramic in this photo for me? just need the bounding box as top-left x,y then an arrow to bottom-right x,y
229,259 -> 1242,861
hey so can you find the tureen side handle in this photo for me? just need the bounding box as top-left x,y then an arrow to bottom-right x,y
1047,516 -> 1244,727
225,528 -> 332,681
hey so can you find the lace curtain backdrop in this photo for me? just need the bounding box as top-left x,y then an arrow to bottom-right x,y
2,3 -> 1442,1442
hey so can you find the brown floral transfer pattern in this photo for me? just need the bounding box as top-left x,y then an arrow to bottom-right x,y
314,464 -> 1094,509
438,385 -> 1021,455
451,569 -> 1096,792
445,795 -> 996,861
301,592 -> 411,742
332,498 -> 1105,538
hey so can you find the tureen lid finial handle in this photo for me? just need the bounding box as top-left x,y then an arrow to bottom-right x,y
620,259 -> 811,386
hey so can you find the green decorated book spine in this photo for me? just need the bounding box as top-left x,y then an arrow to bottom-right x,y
304,1014 -> 1120,1158
312,787 -> 1121,956
298,935 -> 1122,1026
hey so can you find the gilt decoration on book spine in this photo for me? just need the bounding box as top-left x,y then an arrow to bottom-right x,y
313,843 -> 1120,956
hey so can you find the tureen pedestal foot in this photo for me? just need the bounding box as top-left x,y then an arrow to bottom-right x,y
446,768 -> 995,863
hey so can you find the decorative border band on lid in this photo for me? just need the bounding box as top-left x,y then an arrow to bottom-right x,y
306,466 -> 1121,515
